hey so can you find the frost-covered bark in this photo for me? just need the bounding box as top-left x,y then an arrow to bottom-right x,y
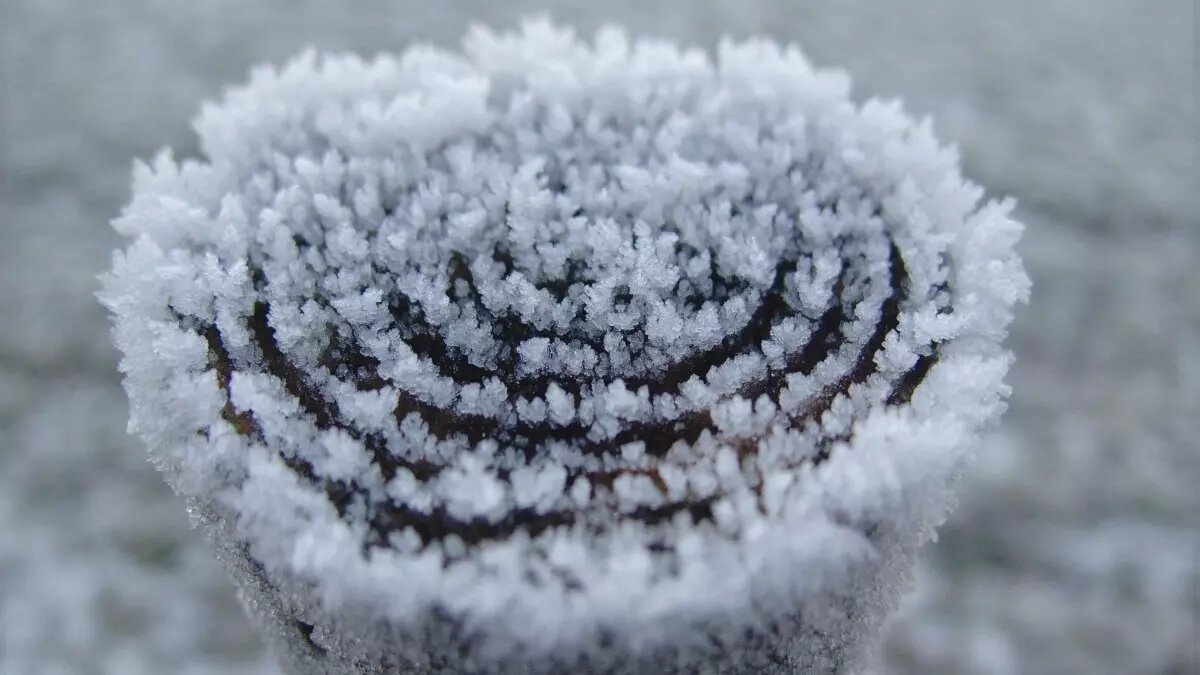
101,20 -> 1026,674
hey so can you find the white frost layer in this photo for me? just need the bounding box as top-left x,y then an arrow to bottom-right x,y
101,19 -> 1027,672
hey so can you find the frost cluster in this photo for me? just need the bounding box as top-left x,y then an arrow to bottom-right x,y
102,20 -> 1027,675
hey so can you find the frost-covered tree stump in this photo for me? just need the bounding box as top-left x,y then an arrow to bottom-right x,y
102,21 -> 1027,675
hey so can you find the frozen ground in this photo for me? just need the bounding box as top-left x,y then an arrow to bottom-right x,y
0,1 -> 1195,674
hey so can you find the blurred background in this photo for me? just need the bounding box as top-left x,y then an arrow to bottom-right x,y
0,1 -> 1195,673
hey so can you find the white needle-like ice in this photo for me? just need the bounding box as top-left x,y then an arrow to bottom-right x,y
102,19 -> 1027,675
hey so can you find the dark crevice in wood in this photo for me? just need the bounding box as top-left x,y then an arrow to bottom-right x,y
202,238 -> 940,552
295,620 -> 327,656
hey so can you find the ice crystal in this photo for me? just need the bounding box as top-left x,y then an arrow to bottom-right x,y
101,19 -> 1028,675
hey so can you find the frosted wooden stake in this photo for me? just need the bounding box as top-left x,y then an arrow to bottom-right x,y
102,19 -> 1028,675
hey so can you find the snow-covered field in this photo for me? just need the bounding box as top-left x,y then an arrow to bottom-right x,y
1,1 -> 1194,673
